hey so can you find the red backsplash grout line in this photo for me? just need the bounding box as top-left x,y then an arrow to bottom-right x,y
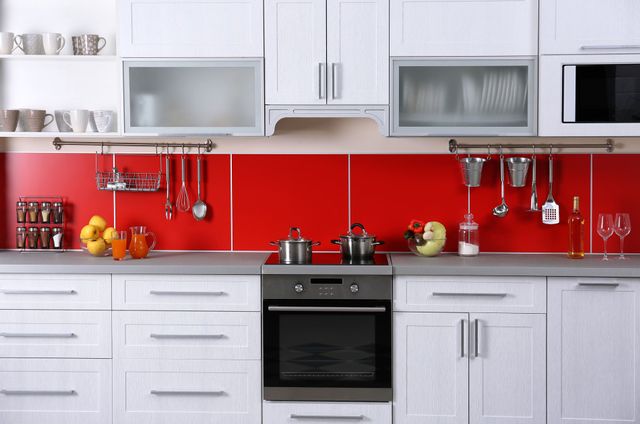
590,154 -> 593,254
230,153 -> 234,252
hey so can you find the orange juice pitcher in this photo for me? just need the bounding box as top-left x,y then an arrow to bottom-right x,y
129,226 -> 156,259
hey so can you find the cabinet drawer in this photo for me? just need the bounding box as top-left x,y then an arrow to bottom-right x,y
0,310 -> 111,358
394,276 -> 546,313
0,358 -> 111,424
114,359 -> 261,424
263,401 -> 392,424
112,274 -> 260,311
0,274 -> 111,310
113,311 -> 260,360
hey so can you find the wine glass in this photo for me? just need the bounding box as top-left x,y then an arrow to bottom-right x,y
597,213 -> 615,261
614,213 -> 632,260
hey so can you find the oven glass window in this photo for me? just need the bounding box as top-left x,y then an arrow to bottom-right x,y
574,64 -> 640,123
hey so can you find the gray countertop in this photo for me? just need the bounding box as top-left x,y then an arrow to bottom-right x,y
390,253 -> 640,278
0,251 -> 269,275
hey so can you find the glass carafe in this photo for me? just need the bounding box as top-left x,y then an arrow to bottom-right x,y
458,214 -> 479,257
129,226 -> 156,259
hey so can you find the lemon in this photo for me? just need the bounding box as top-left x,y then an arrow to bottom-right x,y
86,238 -> 107,257
89,215 -> 107,232
80,224 -> 99,243
103,227 -> 117,245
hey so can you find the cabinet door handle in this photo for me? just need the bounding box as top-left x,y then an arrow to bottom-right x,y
149,290 -> 226,296
150,390 -> 225,396
1,289 -> 76,295
0,332 -> 76,338
474,319 -> 480,358
331,63 -> 338,99
1,389 -> 76,396
460,319 -> 465,358
319,63 -> 326,99
432,292 -> 508,298
577,282 -> 619,288
150,333 -> 225,340
581,44 -> 640,50
291,415 -> 364,421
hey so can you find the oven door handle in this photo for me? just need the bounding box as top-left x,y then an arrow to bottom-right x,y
291,414 -> 364,421
267,306 -> 386,313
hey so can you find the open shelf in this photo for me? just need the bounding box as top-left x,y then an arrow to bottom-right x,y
0,132 -> 120,139
0,55 -> 119,61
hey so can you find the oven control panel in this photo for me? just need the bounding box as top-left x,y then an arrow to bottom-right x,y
263,275 -> 392,300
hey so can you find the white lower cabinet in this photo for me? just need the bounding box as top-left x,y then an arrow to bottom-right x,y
548,278 -> 640,424
394,312 -> 545,424
0,358 -> 112,424
263,401 -> 392,423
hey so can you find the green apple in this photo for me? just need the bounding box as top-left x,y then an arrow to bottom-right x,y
417,221 -> 446,256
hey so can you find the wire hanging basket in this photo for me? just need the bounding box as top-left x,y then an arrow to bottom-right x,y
95,152 -> 162,192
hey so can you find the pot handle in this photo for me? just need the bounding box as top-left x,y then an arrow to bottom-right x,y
349,223 -> 367,236
311,241 -> 321,247
331,239 -> 342,245
372,240 -> 385,246
269,241 -> 280,247
288,227 -> 302,240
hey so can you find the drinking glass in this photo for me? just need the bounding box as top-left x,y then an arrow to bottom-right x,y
112,231 -> 127,261
597,213 -> 615,261
614,213 -> 632,260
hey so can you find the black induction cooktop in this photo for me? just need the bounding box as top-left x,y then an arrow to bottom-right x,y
264,252 -> 389,266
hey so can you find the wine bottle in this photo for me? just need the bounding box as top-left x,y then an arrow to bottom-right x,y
568,196 -> 585,259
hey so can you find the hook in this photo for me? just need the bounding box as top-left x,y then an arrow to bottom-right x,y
549,144 -> 553,159
487,144 -> 492,160
100,142 -> 104,155
532,144 -> 536,158
181,144 -> 185,156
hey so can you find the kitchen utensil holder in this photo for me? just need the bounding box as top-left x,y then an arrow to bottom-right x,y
458,157 -> 487,187
506,157 -> 531,187
449,138 -> 615,153
16,196 -> 66,253
95,152 -> 161,192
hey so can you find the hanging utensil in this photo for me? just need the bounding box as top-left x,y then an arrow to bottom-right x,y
164,152 -> 173,220
528,146 -> 540,212
176,150 -> 190,213
492,148 -> 508,218
192,152 -> 207,221
542,148 -> 560,225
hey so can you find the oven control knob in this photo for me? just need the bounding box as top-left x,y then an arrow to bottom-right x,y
350,283 -> 359,294
294,283 -> 304,293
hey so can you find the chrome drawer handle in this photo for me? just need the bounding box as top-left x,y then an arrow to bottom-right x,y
578,282 -> 619,288
432,292 -> 508,297
150,390 -> 225,396
149,290 -> 227,296
0,332 -> 76,338
268,306 -> 386,313
581,44 -> 640,50
150,333 -> 225,339
291,415 -> 364,421
1,389 -> 76,396
1,290 -> 76,295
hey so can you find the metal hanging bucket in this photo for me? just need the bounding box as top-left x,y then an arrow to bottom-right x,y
459,157 -> 486,187
506,157 -> 531,188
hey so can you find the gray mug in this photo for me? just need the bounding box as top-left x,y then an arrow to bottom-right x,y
75,34 -> 106,55
0,110 -> 19,132
55,110 -> 72,132
20,109 -> 54,132
15,34 -> 45,55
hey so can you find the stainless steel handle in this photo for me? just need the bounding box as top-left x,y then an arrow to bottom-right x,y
150,390 -> 225,396
331,63 -> 338,99
149,290 -> 226,296
291,415 -> 364,421
474,319 -> 479,358
460,319 -> 465,358
0,332 -> 76,338
432,292 -> 508,297
319,63 -> 325,99
1,389 -> 76,396
581,44 -> 640,50
1,290 -> 76,295
578,282 -> 620,288
150,333 -> 225,339
268,306 -> 386,313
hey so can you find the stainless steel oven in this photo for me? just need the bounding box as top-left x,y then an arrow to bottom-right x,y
262,268 -> 392,402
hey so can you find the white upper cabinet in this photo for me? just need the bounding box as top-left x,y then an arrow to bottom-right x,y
540,0 -> 640,55
327,0 -> 389,104
265,0 -> 327,105
548,278 -> 640,424
119,0 -> 263,57
390,0 -> 538,56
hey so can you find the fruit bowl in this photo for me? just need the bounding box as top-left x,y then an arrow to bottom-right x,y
80,240 -> 112,257
407,237 -> 446,257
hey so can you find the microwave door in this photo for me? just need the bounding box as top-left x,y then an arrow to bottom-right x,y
563,65 -> 577,123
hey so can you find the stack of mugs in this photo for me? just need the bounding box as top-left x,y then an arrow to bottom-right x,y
0,32 -> 107,55
0,109 -> 116,133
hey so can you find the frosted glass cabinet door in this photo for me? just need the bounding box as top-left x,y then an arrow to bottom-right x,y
124,61 -> 264,135
392,58 -> 536,136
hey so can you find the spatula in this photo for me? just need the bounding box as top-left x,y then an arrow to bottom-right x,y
542,152 -> 559,225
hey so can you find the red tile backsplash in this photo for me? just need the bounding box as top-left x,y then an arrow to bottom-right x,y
0,152 -> 638,253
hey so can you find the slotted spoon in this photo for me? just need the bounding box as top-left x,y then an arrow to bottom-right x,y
176,154 -> 190,213
542,152 -> 559,225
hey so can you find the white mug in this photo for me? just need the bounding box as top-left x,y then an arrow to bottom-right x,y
0,32 -> 17,55
91,110 -> 115,133
43,33 -> 65,55
63,109 -> 90,133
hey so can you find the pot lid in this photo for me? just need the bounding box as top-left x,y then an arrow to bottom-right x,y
278,227 -> 313,243
341,223 -> 376,239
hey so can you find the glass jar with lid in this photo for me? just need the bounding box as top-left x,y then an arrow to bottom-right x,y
27,202 -> 39,224
458,213 -> 479,257
52,227 -> 64,250
16,227 -> 27,249
53,202 -> 64,224
27,227 -> 39,249
40,202 -> 52,224
16,201 -> 27,224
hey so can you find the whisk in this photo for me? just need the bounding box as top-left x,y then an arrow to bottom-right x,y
176,154 -> 190,212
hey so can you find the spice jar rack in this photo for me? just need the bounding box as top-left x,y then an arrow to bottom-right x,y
15,196 -> 66,252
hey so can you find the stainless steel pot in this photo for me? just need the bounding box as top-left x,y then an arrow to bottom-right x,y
332,223 -> 384,260
270,227 -> 320,264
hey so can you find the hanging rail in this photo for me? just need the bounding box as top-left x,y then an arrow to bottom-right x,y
449,138 -> 614,153
52,137 -> 215,152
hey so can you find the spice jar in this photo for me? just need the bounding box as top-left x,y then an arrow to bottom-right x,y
27,227 -> 39,249
40,202 -> 52,224
27,202 -> 39,224
458,213 -> 479,257
52,227 -> 64,250
53,202 -> 64,224
16,201 -> 27,224
39,227 -> 51,249
16,227 -> 27,249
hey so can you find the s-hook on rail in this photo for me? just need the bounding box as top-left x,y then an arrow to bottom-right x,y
449,138 -> 614,154
52,137 -> 215,153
